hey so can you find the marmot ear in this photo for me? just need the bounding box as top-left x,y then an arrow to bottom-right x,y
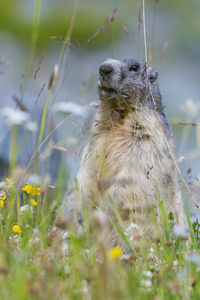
148,67 -> 158,83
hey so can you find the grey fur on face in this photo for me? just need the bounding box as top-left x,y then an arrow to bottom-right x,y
98,59 -> 160,109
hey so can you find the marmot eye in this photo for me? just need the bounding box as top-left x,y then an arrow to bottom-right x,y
130,64 -> 140,72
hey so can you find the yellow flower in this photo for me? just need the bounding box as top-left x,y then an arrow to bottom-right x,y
6,178 -> 14,185
0,195 -> 6,201
31,185 -> 41,196
0,195 -> 6,207
22,184 -> 32,195
22,184 -> 41,196
107,246 -> 123,261
13,225 -> 22,233
30,199 -> 38,206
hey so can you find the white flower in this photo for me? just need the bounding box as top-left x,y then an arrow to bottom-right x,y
20,205 -> 32,214
53,102 -> 87,117
2,107 -> 30,126
140,279 -> 152,288
25,121 -> 38,132
29,237 -> 41,246
0,181 -> 6,189
124,223 -> 143,241
129,223 -> 138,229
82,280 -> 89,294
28,258 -> 36,264
32,228 -> 39,235
8,235 -> 20,249
28,174 -> 41,186
180,99 -> 200,117
142,270 -> 153,278
173,260 -> 179,267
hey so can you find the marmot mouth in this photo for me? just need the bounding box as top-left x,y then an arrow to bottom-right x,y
100,81 -> 119,94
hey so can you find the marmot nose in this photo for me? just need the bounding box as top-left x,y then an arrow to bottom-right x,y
99,64 -> 113,76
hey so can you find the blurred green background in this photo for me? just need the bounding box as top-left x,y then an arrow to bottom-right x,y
0,0 -> 200,54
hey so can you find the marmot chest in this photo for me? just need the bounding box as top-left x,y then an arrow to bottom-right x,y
94,120 -> 153,181
92,112 -> 166,196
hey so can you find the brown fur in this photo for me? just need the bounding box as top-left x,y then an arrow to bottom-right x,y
76,59 -> 185,250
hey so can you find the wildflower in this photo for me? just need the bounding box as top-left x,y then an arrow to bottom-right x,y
108,246 -> 122,261
25,121 -> 38,132
20,205 -> 33,214
53,102 -> 87,117
140,279 -> 152,289
28,174 -> 41,186
22,185 -> 32,195
142,270 -> 153,278
0,181 -> 6,189
121,253 -> 137,262
6,178 -> 14,185
13,225 -> 22,233
180,99 -> 200,118
81,280 -> 89,294
22,184 -> 41,196
0,194 -> 6,208
32,228 -> 39,235
141,270 -> 153,291
29,237 -> 41,246
31,185 -> 41,196
0,195 -> 6,201
124,223 -> 143,241
8,236 -> 20,249
173,260 -> 179,268
30,199 -> 38,206
2,107 -> 30,127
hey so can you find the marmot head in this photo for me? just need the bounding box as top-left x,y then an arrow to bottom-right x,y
98,59 -> 161,109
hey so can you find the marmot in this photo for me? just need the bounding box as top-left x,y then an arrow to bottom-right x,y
76,58 -> 185,249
